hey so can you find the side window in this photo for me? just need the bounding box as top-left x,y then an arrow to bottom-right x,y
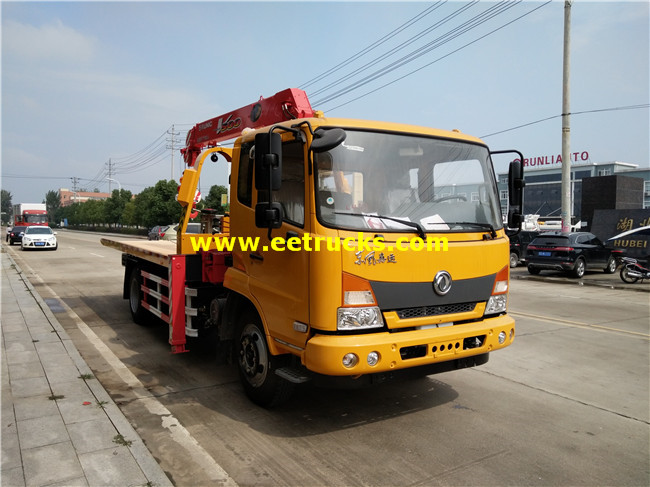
576,235 -> 589,244
237,142 -> 254,207
272,141 -> 305,227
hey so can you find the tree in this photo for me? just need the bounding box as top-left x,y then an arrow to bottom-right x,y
132,180 -> 180,229
1,189 -> 12,225
104,189 -> 132,227
45,190 -> 61,226
203,185 -> 228,214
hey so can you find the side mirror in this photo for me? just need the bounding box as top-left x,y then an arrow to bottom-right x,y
255,132 -> 282,191
311,128 -> 346,153
491,150 -> 525,230
255,202 -> 283,229
507,158 -> 525,229
508,159 -> 524,207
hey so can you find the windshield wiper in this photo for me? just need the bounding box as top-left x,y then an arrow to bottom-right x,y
448,222 -> 497,239
334,212 -> 425,239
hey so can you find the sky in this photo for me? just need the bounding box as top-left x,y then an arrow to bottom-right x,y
2,0 -> 649,205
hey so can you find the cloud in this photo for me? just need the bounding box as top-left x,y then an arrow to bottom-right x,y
3,19 -> 96,64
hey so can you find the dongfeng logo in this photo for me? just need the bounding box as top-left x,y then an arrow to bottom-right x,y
433,271 -> 452,296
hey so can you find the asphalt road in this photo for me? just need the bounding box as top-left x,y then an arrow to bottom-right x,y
4,229 -> 649,486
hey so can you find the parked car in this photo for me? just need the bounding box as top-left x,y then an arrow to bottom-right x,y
160,222 -> 201,241
20,226 -> 58,251
148,225 -> 167,240
507,230 -> 539,268
526,231 -> 616,278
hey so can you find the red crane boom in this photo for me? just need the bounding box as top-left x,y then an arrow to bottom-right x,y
181,88 -> 315,166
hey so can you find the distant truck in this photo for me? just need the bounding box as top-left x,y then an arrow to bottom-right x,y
8,203 -> 48,244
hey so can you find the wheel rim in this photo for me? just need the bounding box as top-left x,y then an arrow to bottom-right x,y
608,259 -> 616,272
576,260 -> 585,276
239,324 -> 268,387
510,253 -> 517,268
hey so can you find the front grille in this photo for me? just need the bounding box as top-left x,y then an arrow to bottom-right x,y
395,302 -> 477,320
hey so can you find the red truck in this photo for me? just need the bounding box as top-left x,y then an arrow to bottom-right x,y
7,203 -> 48,244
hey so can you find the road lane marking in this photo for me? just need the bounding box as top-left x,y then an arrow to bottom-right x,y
89,252 -> 105,258
511,311 -> 650,339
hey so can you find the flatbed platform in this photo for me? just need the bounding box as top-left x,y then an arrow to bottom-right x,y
100,238 -> 177,267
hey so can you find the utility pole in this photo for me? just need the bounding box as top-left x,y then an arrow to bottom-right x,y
561,0 -> 572,234
106,158 -> 114,192
71,177 -> 80,204
167,125 -> 181,181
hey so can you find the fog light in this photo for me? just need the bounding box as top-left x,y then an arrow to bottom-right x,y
342,353 -> 359,368
510,328 -> 515,340
498,331 -> 506,344
367,351 -> 380,366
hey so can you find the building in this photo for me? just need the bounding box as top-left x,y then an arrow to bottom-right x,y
497,160 -> 650,221
59,188 -> 111,207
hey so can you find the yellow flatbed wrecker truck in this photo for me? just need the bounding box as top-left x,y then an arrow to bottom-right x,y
101,88 -> 525,407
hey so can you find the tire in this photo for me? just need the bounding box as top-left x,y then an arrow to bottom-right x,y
509,252 -> 519,268
236,310 -> 294,408
128,268 -> 150,325
571,258 -> 586,278
604,256 -> 617,274
527,264 -> 540,275
620,266 -> 639,283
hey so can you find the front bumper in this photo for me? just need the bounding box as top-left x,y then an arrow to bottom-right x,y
304,314 -> 514,376
22,239 -> 56,249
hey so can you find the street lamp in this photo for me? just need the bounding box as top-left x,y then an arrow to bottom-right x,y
106,178 -> 121,192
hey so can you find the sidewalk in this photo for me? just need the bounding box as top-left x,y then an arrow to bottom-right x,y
1,251 -> 173,487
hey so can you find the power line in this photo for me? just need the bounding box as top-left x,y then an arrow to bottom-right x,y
300,1 -> 447,91
320,0 -> 552,112
480,104 -> 650,138
309,0 -> 482,99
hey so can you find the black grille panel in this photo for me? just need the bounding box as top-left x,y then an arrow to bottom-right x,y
395,302 -> 477,320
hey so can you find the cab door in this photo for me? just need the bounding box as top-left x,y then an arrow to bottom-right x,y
242,139 -> 311,350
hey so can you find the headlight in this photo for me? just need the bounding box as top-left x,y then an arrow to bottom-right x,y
485,294 -> 507,315
337,306 -> 383,331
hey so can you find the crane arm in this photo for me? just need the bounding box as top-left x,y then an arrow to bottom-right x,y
181,88 -> 315,167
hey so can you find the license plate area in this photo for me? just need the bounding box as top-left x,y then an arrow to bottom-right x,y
538,251 -> 551,257
35,242 -> 45,246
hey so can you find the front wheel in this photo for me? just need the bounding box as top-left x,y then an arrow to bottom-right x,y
237,311 -> 294,408
620,266 -> 639,283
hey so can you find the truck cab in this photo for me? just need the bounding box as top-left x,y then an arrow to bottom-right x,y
221,116 -> 522,403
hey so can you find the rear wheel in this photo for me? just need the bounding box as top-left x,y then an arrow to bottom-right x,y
509,252 -> 519,268
571,258 -> 586,278
604,256 -> 617,274
620,266 -> 639,283
128,268 -> 150,325
527,264 -> 540,275
236,310 -> 294,408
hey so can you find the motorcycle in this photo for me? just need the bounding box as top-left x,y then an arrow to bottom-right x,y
617,256 -> 650,284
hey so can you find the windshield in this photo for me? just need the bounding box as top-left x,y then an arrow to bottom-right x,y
25,214 -> 48,224
26,227 -> 53,235
315,130 -> 502,233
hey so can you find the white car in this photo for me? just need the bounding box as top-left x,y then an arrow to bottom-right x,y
21,226 -> 58,251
